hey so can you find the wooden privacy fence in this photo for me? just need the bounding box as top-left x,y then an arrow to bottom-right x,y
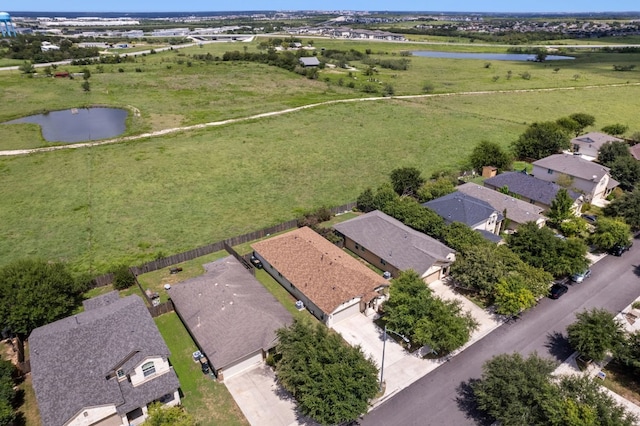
148,300 -> 175,318
91,201 -> 357,286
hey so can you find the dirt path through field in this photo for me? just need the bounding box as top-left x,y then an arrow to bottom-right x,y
1,82 -> 639,157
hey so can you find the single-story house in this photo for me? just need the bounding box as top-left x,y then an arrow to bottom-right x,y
29,292 -> 181,426
532,153 -> 618,204
333,210 -> 455,283
252,226 -> 388,328
299,56 -> 320,67
571,132 -> 624,159
631,144 -> 640,161
423,191 -> 504,238
168,256 -> 293,381
456,182 -> 546,230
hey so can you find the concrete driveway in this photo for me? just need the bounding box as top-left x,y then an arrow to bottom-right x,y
225,364 -> 317,426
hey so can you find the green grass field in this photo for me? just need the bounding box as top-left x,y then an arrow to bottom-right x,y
155,312 -> 248,426
2,40 -> 640,274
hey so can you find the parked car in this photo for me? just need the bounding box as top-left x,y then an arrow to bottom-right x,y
610,242 -> 633,256
581,214 -> 598,224
549,283 -> 569,299
250,255 -> 263,269
571,268 -> 592,283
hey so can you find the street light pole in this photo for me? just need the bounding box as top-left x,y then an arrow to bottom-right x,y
379,325 -> 409,393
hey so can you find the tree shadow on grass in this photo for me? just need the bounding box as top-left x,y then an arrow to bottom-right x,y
455,380 -> 493,426
545,331 -> 573,362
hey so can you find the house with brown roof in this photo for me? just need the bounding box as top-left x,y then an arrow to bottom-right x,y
333,210 -> 455,283
532,153 -> 618,205
456,182 -> 546,230
251,226 -> 388,327
168,257 -> 293,381
571,132 -> 624,159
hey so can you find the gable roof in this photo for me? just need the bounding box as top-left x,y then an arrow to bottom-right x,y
299,56 -> 320,66
251,226 -> 386,314
456,182 -> 545,225
571,132 -> 624,150
423,191 -> 502,227
484,172 -> 581,206
167,256 -> 293,370
29,293 -> 178,426
333,210 -> 454,276
533,153 -> 611,182
631,144 -> 640,161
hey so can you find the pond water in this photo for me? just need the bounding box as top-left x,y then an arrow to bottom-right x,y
4,107 -> 128,143
411,51 -> 575,61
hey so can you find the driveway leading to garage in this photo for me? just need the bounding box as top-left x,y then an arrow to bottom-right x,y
225,364 -> 316,426
332,282 -> 503,407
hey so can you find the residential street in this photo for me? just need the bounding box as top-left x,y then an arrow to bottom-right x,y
362,237 -> 640,426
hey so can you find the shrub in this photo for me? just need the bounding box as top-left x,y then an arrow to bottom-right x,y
112,264 -> 136,290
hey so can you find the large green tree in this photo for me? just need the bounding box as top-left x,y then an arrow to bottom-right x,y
511,121 -> 571,160
417,177 -> 456,203
610,155 -> 640,191
468,140 -> 512,173
145,403 -> 196,426
0,259 -> 86,338
389,167 -> 425,197
602,124 -> 629,137
547,188 -> 574,225
567,308 -> 626,362
383,271 -> 477,355
604,188 -> 640,230
472,353 -> 636,426
569,113 -> 596,136
598,141 -> 631,166
493,275 -> 536,316
275,320 -> 379,425
589,217 -> 631,251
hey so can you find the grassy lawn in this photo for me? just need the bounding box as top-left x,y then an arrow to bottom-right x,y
255,269 -> 315,321
2,38 -> 640,274
601,360 -> 640,406
154,312 -> 248,426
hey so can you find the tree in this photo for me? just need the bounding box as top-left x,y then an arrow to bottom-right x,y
589,217 -> 631,251
511,121 -> 571,160
356,187 -> 376,213
275,320 -> 379,425
112,264 -> 136,290
598,141 -> 631,167
508,222 -> 588,277
547,188 -> 574,225
610,155 -> 640,191
145,403 -> 195,426
556,117 -> 580,136
389,167 -> 425,197
472,353 -> 636,426
616,330 -> 640,375
569,113 -> 596,136
0,259 -> 85,338
604,188 -> 640,230
417,177 -> 455,203
493,275 -> 536,316
468,140 -> 512,173
18,61 -> 35,74
382,197 -> 445,239
442,222 -> 489,253
81,80 -> 91,92
602,124 -> 629,137
567,308 -> 626,362
384,271 -> 477,355
82,68 -> 91,80
0,359 -> 16,426
472,353 -> 557,425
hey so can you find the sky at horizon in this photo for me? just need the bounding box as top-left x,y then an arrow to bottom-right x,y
5,1 -> 640,14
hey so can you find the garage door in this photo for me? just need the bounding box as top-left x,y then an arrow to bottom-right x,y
330,302 -> 361,326
90,414 -> 122,426
423,269 -> 440,284
222,351 -> 263,380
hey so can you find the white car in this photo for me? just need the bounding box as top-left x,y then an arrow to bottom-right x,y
571,269 -> 592,283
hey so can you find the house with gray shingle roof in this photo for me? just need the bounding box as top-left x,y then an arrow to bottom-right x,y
423,192 -> 503,239
252,226 -> 388,327
456,182 -> 546,230
571,132 -> 624,159
532,153 -> 618,204
167,256 -> 293,381
333,210 -> 455,283
299,56 -> 320,67
29,292 -> 181,426
484,171 -> 583,214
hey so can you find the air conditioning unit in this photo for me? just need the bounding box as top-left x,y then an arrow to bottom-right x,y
383,271 -> 392,279
295,300 -> 305,310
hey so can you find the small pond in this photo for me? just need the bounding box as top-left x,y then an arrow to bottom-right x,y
411,51 -> 575,61
4,107 -> 128,143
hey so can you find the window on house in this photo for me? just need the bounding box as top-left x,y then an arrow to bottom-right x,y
361,246 -> 366,252
142,361 -> 156,378
116,369 -> 126,380
547,169 -> 553,174
355,243 -> 360,250
380,259 -> 386,265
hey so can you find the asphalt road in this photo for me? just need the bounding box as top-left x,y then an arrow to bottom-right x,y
363,236 -> 640,426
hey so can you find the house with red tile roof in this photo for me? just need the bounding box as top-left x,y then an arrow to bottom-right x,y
251,226 -> 388,327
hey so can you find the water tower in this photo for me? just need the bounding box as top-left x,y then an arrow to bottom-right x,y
0,12 -> 17,37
